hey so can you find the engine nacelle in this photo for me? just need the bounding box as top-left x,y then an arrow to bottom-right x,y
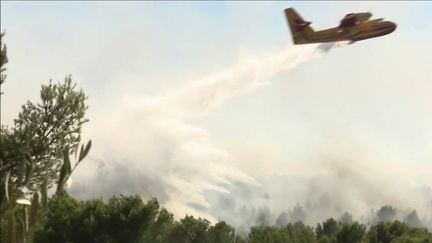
340,12 -> 372,27
354,12 -> 372,22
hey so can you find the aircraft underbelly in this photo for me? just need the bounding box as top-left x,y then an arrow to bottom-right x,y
308,30 -> 347,43
307,28 -> 390,43
352,29 -> 390,41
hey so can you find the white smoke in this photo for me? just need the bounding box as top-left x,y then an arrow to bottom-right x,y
70,43 -> 338,220
69,41 -> 431,228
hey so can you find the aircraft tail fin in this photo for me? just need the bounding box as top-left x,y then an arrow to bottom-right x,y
285,8 -> 315,44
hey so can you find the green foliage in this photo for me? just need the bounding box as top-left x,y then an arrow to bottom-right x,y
33,192 -> 82,243
209,221 -> 236,243
105,196 -> 159,243
336,222 -> 365,243
248,222 -> 316,243
0,209 -> 17,243
0,31 -> 7,88
317,235 -> 332,243
6,76 -> 89,191
1,76 -> 90,216
141,207 -> 175,242
249,226 -> 292,243
316,217 -> 340,242
367,221 -> 409,243
290,222 -> 316,243
28,194 -> 432,243
0,200 -> 37,243
59,140 -> 91,194
34,194 -> 160,243
163,215 -> 211,243
392,228 -> 432,243
1,34 -> 91,242
366,220 -> 432,243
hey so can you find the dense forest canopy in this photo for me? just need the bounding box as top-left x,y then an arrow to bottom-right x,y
19,193 -> 432,243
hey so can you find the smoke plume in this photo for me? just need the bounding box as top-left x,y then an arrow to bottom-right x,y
69,42 -> 431,228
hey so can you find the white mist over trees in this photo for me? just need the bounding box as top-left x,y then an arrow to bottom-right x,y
64,41 -> 432,228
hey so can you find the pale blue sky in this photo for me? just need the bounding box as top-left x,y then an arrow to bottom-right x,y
1,1 -> 431,220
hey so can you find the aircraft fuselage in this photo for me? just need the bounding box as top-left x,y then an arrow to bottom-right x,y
307,20 -> 397,43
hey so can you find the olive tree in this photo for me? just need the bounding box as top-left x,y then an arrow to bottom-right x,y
1,76 -> 90,195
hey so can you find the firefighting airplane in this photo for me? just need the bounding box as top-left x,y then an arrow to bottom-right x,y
285,8 -> 397,45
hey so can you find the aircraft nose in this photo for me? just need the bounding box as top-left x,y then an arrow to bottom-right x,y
381,21 -> 397,33
389,22 -> 397,32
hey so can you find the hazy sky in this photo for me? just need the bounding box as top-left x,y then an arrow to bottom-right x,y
1,1 -> 431,225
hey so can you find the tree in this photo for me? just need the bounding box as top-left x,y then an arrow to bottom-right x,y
317,235 -> 332,243
208,221 -> 236,243
248,226 -> 292,243
163,215 -> 211,243
403,210 -> 423,228
33,192 -> 82,243
142,207 -> 175,242
0,31 -> 8,89
339,212 -> 353,224
376,205 -> 397,223
104,196 -> 159,243
316,218 -> 339,241
1,77 -> 91,243
34,194 -> 161,243
29,196 -> 432,243
289,203 -> 306,223
256,209 -> 270,226
276,212 -> 288,227
392,228 -> 432,242
367,221 -> 409,243
0,33 -> 92,243
336,222 -> 365,243
288,222 -> 316,243
1,76 -> 90,201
